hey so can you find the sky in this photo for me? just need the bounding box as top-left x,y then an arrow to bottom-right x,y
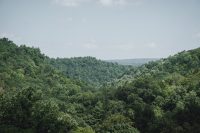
0,0 -> 200,60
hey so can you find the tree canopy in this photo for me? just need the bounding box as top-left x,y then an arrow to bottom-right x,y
0,38 -> 200,133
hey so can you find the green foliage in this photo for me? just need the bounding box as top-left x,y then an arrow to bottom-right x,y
101,114 -> 139,133
72,127 -> 95,133
49,57 -> 130,86
111,47 -> 200,132
32,100 -> 77,133
1,38 -> 200,133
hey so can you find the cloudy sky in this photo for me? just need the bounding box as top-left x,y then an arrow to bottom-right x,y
0,0 -> 200,59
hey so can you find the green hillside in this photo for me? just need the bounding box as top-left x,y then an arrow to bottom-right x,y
49,57 -> 130,86
0,38 -> 96,132
109,47 -> 200,132
115,48 -> 200,85
0,38 -> 200,133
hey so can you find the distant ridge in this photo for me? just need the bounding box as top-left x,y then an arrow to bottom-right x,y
106,58 -> 159,66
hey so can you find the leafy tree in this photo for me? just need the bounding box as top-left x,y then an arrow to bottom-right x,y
101,114 -> 139,133
1,38 -> 200,133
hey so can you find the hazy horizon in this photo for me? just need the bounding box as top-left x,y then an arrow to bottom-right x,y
0,0 -> 200,59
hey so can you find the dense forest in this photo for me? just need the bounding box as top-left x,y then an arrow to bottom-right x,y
0,38 -> 200,133
49,57 -> 130,86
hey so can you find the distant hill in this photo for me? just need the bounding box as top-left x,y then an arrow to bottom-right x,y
106,58 -> 159,66
114,48 -> 200,87
49,57 -> 130,86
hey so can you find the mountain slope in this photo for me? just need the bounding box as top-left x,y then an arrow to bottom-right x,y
0,38 -> 81,91
109,47 -> 200,132
0,38 -> 138,133
1,38 -> 200,133
0,38 -> 97,132
115,48 -> 200,86
49,57 -> 130,86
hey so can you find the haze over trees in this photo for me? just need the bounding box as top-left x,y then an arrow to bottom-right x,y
106,58 -> 158,66
0,38 -> 200,133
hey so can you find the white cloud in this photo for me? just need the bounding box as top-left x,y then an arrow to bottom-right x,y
52,0 -> 90,7
146,42 -> 157,48
52,0 -> 142,7
81,18 -> 87,23
98,0 -> 142,7
130,0 -> 143,6
196,32 -> 200,38
116,0 -> 127,6
114,43 -> 135,50
83,43 -> 98,49
82,39 -> 98,49
67,17 -> 73,21
101,43 -> 135,51
192,32 -> 200,40
98,0 -> 113,6
98,0 -> 128,7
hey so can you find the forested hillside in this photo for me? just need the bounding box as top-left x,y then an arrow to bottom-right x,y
108,48 -> 200,132
115,48 -> 200,85
49,57 -> 130,86
0,38 -> 200,133
0,38 -> 96,132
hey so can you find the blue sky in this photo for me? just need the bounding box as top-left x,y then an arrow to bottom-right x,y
0,0 -> 200,59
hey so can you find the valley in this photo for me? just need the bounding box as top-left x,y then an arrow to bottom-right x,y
0,38 -> 200,133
